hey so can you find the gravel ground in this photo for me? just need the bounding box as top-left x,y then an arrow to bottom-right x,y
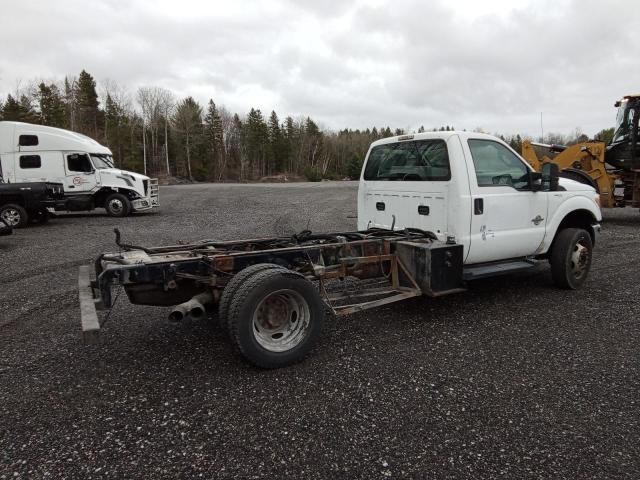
0,181 -> 639,479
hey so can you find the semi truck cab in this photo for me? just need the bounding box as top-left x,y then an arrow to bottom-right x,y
0,121 -> 159,217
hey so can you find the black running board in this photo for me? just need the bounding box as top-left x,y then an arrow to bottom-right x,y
463,259 -> 538,281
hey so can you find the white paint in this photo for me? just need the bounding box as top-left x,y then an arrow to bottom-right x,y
358,131 -> 602,265
0,122 -> 158,212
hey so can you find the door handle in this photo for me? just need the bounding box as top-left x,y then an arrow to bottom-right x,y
376,202 -> 385,211
532,215 -> 544,225
474,198 -> 484,215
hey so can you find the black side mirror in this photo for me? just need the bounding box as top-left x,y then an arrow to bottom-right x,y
541,162 -> 560,191
527,171 -> 542,191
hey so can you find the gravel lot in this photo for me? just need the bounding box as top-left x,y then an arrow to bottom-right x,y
1,181 -> 639,479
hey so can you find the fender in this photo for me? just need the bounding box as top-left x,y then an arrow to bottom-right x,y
541,194 -> 602,253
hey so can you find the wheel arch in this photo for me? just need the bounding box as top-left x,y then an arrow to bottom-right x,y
560,168 -> 599,192
546,208 -> 599,256
93,187 -> 140,207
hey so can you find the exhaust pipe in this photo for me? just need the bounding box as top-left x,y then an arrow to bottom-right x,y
169,291 -> 213,322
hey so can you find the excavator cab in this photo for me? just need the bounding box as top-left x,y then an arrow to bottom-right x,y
607,95 -> 640,170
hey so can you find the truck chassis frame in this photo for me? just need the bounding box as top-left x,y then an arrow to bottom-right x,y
80,228 -> 467,351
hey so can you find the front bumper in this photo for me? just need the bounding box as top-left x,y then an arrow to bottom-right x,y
132,197 -> 157,211
132,179 -> 160,211
591,223 -> 601,246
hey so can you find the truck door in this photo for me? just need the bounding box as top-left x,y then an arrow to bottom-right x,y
464,139 -> 548,264
64,153 -> 97,193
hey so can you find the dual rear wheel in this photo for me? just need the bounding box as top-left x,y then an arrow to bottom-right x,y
219,264 -> 325,369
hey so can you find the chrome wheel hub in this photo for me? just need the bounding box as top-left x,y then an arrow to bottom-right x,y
109,199 -> 123,213
570,242 -> 589,278
1,209 -> 21,226
253,289 -> 311,352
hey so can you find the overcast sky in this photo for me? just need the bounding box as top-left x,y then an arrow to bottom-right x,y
0,0 -> 638,137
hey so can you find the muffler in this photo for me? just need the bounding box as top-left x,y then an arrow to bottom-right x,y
168,291 -> 213,322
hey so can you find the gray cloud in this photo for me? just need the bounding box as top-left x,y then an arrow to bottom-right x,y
0,0 -> 638,136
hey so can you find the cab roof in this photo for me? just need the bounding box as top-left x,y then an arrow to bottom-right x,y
368,130 -> 504,148
0,121 -> 112,155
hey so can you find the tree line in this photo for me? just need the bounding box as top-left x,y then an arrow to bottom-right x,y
0,69 -> 615,181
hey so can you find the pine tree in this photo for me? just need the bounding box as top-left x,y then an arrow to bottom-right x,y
1,94 -> 21,120
267,111 -> 285,173
104,93 -> 130,167
37,83 -> 66,127
2,94 -> 37,122
244,108 -> 269,178
203,99 -> 225,180
76,70 -> 100,137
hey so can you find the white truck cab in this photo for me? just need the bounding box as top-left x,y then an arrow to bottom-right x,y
358,131 -> 602,288
0,121 -> 159,217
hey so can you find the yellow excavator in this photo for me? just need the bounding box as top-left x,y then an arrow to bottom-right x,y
522,95 -> 640,208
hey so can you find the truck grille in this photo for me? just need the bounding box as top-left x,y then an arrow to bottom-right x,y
143,180 -> 149,196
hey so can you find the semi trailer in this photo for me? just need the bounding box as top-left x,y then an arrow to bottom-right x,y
80,131 -> 602,368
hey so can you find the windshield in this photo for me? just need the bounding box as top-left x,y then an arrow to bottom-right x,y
90,154 -> 114,169
363,139 -> 451,181
612,100 -> 628,143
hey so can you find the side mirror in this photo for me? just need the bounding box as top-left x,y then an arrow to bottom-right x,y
541,162 -> 560,191
527,171 -> 542,191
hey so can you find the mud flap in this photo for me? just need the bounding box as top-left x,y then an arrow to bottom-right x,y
78,265 -> 101,345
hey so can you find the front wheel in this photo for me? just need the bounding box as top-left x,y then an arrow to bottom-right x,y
227,268 -> 325,368
0,204 -> 29,228
550,228 -> 593,289
104,193 -> 131,217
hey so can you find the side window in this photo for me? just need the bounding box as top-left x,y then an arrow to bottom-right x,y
20,155 -> 42,169
19,135 -> 39,147
67,153 -> 93,173
468,139 -> 529,189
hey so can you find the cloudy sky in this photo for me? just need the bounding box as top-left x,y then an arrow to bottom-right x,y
0,0 -> 638,137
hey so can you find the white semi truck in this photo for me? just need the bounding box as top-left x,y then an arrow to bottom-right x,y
0,121 -> 158,217
80,131 -> 601,368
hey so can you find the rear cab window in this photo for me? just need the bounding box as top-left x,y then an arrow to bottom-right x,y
364,139 -> 451,181
20,155 -> 42,169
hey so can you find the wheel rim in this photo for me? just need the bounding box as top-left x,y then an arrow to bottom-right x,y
252,289 -> 311,352
109,198 -> 123,213
1,209 -> 21,226
570,240 -> 590,279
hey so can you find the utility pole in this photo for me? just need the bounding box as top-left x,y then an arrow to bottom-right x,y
540,112 -> 544,143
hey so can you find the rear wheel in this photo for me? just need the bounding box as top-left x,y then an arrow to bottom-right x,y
227,268 -> 325,368
218,263 -> 286,335
0,204 -> 29,228
550,228 -> 593,289
105,193 -> 131,217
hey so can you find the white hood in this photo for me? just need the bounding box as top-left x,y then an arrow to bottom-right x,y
99,168 -> 149,181
559,177 -> 596,192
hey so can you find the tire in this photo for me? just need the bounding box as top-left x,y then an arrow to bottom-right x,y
227,268 -> 325,368
105,193 -> 131,217
218,263 -> 286,335
550,228 -> 593,289
0,203 -> 29,228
